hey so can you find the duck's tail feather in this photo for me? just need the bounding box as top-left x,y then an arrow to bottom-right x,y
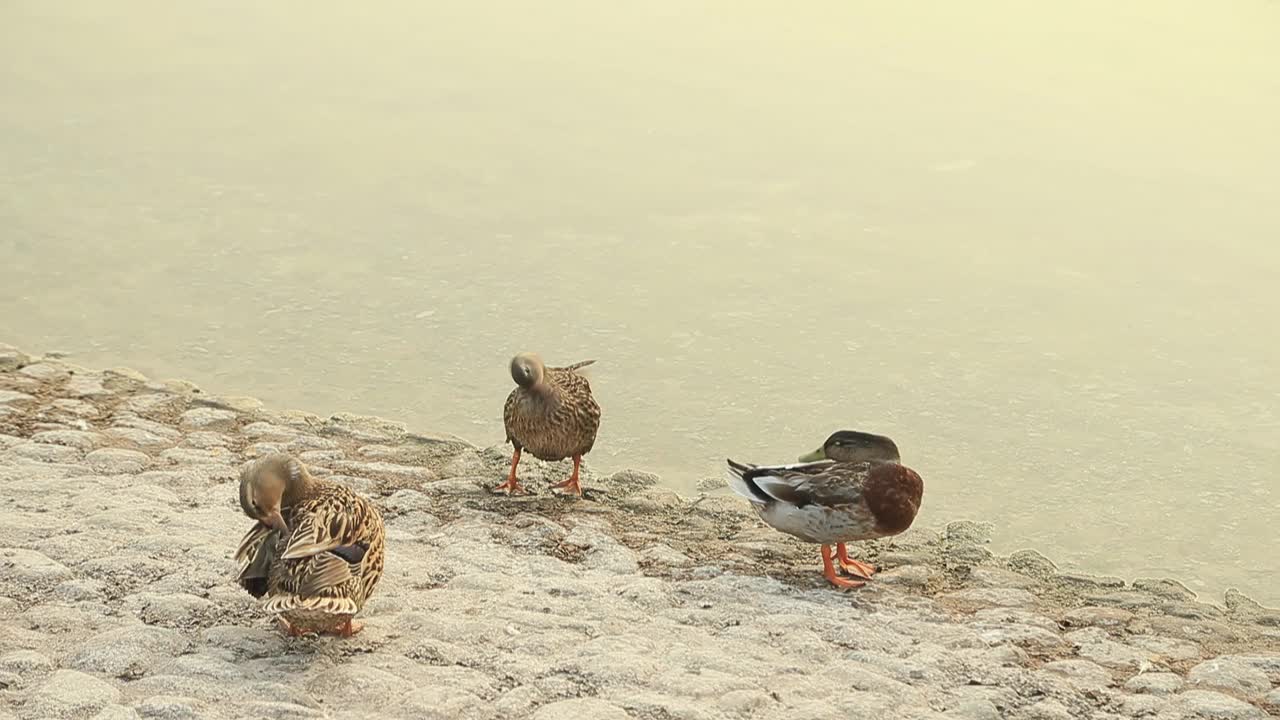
725,459 -> 770,505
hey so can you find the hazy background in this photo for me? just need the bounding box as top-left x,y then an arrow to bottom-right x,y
2,0 -> 1277,603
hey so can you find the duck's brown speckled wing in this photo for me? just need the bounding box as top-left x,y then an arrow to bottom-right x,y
742,460 -> 875,508
234,522 -> 277,598
265,483 -> 386,616
504,361 -> 601,461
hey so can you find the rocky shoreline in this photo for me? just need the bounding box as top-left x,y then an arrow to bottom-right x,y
1,343 -> 1277,720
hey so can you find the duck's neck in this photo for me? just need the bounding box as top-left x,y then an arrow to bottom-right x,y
281,468 -> 318,508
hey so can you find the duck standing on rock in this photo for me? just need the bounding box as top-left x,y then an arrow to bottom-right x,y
726,430 -> 923,590
235,453 -> 386,637
499,352 -> 601,496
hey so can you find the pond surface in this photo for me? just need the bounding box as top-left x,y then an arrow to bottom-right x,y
2,0 -> 1277,602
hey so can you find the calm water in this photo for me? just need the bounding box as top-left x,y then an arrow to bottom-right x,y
2,1 -> 1278,603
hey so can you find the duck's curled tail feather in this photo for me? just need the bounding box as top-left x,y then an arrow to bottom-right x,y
725,459 -> 770,505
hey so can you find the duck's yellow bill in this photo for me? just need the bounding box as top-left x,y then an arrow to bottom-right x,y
797,446 -> 827,463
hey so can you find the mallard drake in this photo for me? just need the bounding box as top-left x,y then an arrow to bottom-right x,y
498,352 -> 601,496
234,453 -> 386,636
726,430 -> 923,589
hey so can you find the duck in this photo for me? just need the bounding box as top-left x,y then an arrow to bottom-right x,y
726,430 -> 923,589
499,352 -> 601,496
234,453 -> 386,636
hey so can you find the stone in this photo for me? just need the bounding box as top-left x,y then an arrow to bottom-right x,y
1005,549 -> 1058,578
943,588 -> 1036,608
943,698 -> 1000,720
1173,690 -> 1267,719
531,698 -> 631,720
1126,634 -> 1202,663
1187,657 -> 1272,699
0,649 -> 55,675
1021,699 -> 1074,720
8,441 -> 83,463
1067,628 -> 1155,671
136,695 -> 202,719
1133,577 -> 1197,600
71,624 -> 193,676
967,566 -> 1038,589
1124,671 -> 1184,695
179,407 -> 237,429
0,548 -> 73,600
876,565 -> 932,588
0,390 -> 35,404
33,428 -> 105,450
85,447 -> 152,474
0,344 -> 29,371
1061,606 -> 1134,629
30,669 -> 121,715
1039,659 -> 1113,689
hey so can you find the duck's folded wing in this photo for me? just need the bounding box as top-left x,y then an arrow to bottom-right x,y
747,462 -> 869,508
279,500 -> 365,560
234,523 -> 277,597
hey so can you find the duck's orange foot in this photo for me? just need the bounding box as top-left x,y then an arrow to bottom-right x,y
836,543 -> 877,579
820,544 -> 868,591
334,619 -> 364,637
549,476 -> 582,496
825,574 -> 868,590
278,618 -> 309,637
493,477 -> 528,495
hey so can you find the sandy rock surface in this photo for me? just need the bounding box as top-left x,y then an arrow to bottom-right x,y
1,344 -> 1278,719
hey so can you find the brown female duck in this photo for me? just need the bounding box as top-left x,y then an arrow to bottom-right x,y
499,352 -> 601,496
235,454 -> 386,636
726,430 -> 923,589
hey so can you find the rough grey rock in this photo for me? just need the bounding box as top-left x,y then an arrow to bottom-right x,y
28,669 -> 121,716
1124,671 -> 1185,695
84,448 -> 153,474
1039,659 -> 1113,689
70,625 -> 193,676
1172,689 -> 1267,719
1186,657 -> 1272,699
178,408 -> 237,430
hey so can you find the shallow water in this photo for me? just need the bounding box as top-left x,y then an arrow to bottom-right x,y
2,0 -> 1278,603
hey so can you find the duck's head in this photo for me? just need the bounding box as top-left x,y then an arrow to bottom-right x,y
510,353 -> 546,389
239,454 -> 309,533
798,430 -> 901,464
